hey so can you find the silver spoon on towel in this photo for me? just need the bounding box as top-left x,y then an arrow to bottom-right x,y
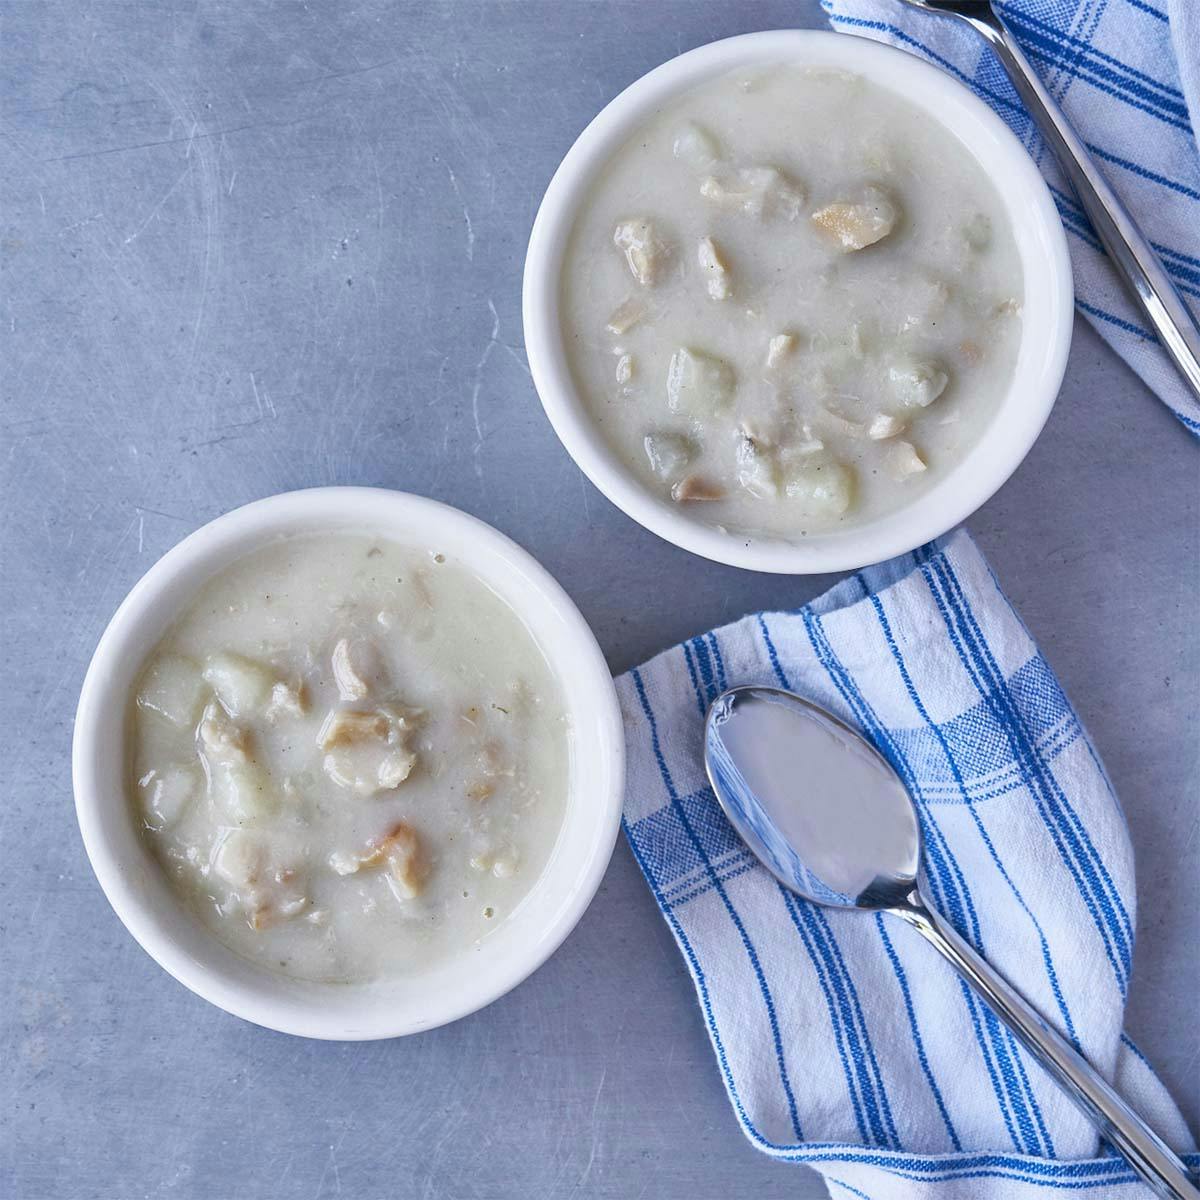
704,685 -> 1198,1200
897,0 -> 1200,403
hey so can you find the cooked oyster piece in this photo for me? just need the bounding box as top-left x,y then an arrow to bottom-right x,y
214,830 -> 306,928
671,474 -> 725,502
811,185 -> 898,252
331,821 -> 428,900
317,705 -> 418,795
198,699 -> 251,764
331,638 -> 370,701
700,166 -> 805,220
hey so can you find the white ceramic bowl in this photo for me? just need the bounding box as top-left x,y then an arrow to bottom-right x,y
73,488 -> 624,1039
523,30 -> 1074,574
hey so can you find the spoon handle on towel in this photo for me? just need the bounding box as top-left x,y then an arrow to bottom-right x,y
892,891 -> 1199,1200
948,3 -> 1200,402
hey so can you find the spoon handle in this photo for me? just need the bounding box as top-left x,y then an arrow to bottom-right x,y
893,892 -> 1198,1199
957,4 -> 1200,403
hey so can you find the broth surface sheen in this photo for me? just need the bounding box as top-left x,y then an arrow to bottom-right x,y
129,534 -> 569,983
561,65 -> 1024,538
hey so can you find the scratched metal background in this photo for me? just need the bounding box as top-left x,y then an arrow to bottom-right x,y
1,2 -> 1196,1197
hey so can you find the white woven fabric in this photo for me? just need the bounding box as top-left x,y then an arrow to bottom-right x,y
822,0 -> 1200,436
619,531 -> 1196,1197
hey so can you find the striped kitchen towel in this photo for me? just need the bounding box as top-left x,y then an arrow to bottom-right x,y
619,530 -> 1197,1198
821,0 -> 1200,438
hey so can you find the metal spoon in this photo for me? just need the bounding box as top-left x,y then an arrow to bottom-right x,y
704,685 -> 1197,1200
898,0 -> 1200,403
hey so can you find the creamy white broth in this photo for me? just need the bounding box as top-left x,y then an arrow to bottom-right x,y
561,65 -> 1024,538
129,534 -> 569,983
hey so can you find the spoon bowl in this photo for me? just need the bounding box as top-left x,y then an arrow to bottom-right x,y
704,684 -> 1198,1200
705,686 -> 919,910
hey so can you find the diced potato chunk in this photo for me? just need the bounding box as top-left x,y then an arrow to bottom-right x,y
735,435 -> 779,498
331,638 -> 369,702
203,653 -> 275,718
672,121 -> 721,171
643,431 -> 695,480
136,655 -> 206,729
868,413 -> 905,440
766,333 -> 797,368
781,456 -> 854,516
811,185 -> 898,252
888,358 -> 949,410
697,236 -> 731,300
700,166 -> 805,220
138,765 -> 197,828
613,218 -> 669,287
666,347 -> 735,417
214,829 -> 265,890
606,297 -> 645,335
615,353 -> 633,385
671,474 -> 724,503
318,706 -> 418,795
212,760 -> 276,822
885,440 -> 927,481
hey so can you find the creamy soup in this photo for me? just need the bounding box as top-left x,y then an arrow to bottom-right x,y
129,534 -> 569,983
561,65 -> 1024,538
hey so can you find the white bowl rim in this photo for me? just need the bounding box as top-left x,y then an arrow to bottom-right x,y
72,487 -> 625,1040
523,29 -> 1074,574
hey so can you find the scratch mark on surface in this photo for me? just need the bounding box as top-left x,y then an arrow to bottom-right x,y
314,1128 -> 349,1197
226,169 -> 236,196
444,164 -> 474,261
136,511 -> 144,553
58,212 -> 103,236
500,341 -> 531,377
42,115 -> 310,163
123,161 -> 192,244
468,299 -> 501,482
250,372 -> 276,419
571,1066 -> 608,1192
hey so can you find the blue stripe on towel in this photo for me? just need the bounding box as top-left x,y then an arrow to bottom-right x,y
618,531 -> 1193,1193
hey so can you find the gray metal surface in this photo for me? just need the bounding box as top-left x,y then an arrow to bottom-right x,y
1,3 -> 1195,1198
